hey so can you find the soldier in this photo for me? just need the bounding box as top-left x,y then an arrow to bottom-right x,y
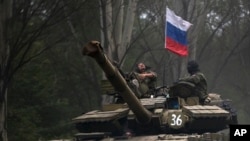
130,62 -> 157,98
178,60 -> 211,104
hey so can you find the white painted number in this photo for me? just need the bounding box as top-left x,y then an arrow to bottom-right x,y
170,114 -> 182,126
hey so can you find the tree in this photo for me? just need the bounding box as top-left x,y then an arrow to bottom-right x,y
0,0 -> 12,140
99,0 -> 138,66
0,0 -> 87,140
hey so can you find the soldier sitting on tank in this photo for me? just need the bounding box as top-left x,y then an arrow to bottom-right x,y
129,62 -> 157,98
178,60 -> 211,104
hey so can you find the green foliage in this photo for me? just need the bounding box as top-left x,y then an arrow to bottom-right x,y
8,45 -> 103,140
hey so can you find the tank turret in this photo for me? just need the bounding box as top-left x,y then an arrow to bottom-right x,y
72,40 -> 238,141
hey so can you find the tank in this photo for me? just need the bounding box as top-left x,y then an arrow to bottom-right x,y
72,40 -> 238,141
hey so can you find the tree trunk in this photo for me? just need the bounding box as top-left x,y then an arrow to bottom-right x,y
0,88 -> 7,141
172,0 -> 206,78
105,0 -> 115,58
100,0 -> 138,67
113,0 -> 124,62
0,0 -> 12,141
172,0 -> 188,79
120,0 -> 138,63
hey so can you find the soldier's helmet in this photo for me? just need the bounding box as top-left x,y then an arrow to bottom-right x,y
187,60 -> 200,74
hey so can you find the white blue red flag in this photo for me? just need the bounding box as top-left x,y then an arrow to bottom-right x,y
165,8 -> 192,56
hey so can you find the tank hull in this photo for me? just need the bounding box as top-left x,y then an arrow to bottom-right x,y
72,40 -> 237,141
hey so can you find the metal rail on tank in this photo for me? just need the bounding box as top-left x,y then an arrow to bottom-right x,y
82,40 -> 152,124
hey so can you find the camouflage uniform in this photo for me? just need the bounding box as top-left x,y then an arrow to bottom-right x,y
135,70 -> 157,96
179,72 -> 208,102
178,60 -> 210,104
130,63 -> 157,98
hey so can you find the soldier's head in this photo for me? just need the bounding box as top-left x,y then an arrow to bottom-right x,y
187,60 -> 200,75
137,63 -> 146,73
135,62 -> 151,73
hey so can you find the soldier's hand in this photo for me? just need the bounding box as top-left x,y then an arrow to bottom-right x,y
138,74 -> 146,80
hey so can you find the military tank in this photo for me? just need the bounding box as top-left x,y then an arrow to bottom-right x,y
72,40 -> 238,141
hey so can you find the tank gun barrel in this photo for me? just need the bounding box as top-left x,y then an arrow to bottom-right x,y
82,40 -> 152,124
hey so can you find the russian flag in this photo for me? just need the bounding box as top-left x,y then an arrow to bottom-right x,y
165,8 -> 192,56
